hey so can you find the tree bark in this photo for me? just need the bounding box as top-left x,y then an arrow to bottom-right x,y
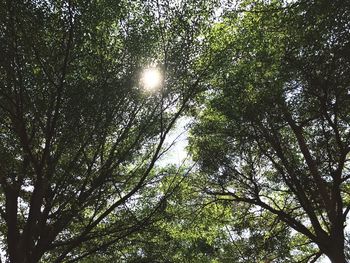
327,252 -> 347,263
322,243 -> 347,263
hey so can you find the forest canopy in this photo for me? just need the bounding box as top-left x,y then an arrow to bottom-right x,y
0,0 -> 350,262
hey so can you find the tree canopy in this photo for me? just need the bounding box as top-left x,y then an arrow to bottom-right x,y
190,0 -> 350,262
1,0 -> 350,262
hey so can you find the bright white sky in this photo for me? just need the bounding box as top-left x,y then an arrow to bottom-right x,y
159,116 -> 191,167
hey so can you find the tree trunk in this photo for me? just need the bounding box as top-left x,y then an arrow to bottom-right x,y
324,245 -> 347,263
327,252 -> 347,263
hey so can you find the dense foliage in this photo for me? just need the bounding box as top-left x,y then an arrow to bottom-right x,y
190,0 -> 350,262
1,0 -> 349,262
0,0 -> 213,261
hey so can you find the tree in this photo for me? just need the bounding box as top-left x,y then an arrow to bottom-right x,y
91,165 -> 297,263
190,0 -> 350,262
0,0 -> 213,262
151,169 -> 297,263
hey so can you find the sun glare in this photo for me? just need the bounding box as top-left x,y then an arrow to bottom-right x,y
141,68 -> 162,91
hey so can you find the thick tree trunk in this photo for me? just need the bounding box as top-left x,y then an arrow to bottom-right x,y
323,242 -> 347,263
8,245 -> 44,263
317,223 -> 347,263
327,252 -> 347,263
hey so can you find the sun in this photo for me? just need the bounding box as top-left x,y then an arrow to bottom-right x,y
141,68 -> 162,91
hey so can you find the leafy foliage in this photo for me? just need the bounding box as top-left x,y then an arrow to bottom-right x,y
1,0 -> 350,262
190,0 -> 350,262
0,0 -> 213,262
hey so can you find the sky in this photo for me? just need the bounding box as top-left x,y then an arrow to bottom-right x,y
159,116 -> 191,167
